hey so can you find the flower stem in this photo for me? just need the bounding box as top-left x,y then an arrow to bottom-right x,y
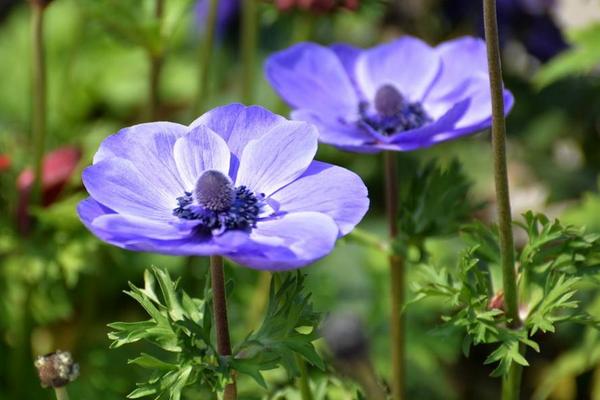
241,0 -> 258,104
210,255 -> 237,400
54,387 -> 70,400
30,1 -> 47,206
347,227 -> 390,254
383,151 -> 405,400
483,0 -> 519,327
193,0 -> 219,115
148,0 -> 164,120
483,0 -> 523,398
295,355 -> 314,400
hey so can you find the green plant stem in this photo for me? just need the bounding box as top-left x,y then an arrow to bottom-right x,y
31,2 -> 47,206
240,0 -> 257,104
193,0 -> 219,115
483,0 -> 519,327
384,151 -> 405,400
296,355 -> 314,400
483,1 -> 523,399
148,0 -> 164,120
502,353 -> 524,400
210,255 -> 236,400
347,228 -> 390,254
245,271 -> 271,331
54,387 -> 70,400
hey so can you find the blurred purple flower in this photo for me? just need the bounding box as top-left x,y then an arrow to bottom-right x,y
78,104 -> 369,270
265,36 -> 514,153
444,0 -> 568,62
195,0 -> 240,35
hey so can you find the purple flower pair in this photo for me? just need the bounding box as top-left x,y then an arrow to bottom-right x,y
79,35 -> 513,271
78,104 -> 369,270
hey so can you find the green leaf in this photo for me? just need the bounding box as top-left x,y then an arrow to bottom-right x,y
535,24 -> 600,88
128,353 -> 178,370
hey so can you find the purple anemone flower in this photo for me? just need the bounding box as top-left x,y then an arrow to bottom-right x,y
265,36 -> 514,153
77,104 -> 369,270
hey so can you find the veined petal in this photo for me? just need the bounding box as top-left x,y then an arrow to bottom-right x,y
91,214 -> 200,240
270,161 -> 369,235
189,104 -> 285,176
227,212 -> 339,270
355,37 -> 442,102
265,43 -> 358,115
173,125 -> 231,189
235,121 -> 318,196
430,37 -> 489,100
291,109 -> 373,148
93,122 -> 187,194
82,158 -> 176,221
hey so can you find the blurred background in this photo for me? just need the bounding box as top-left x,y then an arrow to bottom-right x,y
1,0 -> 600,399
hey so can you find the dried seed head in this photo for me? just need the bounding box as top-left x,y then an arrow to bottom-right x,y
34,350 -> 79,388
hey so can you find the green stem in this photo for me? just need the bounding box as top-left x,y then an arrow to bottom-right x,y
483,0 -> 519,327
209,255 -> 237,400
384,151 -> 405,400
31,2 -> 47,206
240,0 -> 258,104
245,271 -> 271,331
502,357 -> 524,400
148,0 -> 164,120
193,0 -> 220,115
483,0 -> 523,398
346,228 -> 390,254
296,355 -> 314,400
54,387 -> 70,400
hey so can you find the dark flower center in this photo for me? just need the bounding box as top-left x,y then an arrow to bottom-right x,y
173,169 -> 264,235
358,84 -> 432,136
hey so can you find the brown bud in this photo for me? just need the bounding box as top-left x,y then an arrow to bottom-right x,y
34,351 -> 79,388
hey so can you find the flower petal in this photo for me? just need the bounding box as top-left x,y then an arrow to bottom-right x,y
265,43 -> 358,115
430,37 -> 489,100
189,104 -> 285,175
355,37 -> 442,102
235,121 -> 318,196
93,122 -> 187,196
173,125 -> 231,189
227,212 -> 339,270
291,109 -> 373,148
82,158 -> 176,221
91,214 -> 199,241
270,161 -> 369,235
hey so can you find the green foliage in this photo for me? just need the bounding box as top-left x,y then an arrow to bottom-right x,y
413,211 -> 600,377
397,159 -> 477,256
79,0 -> 195,55
232,272 -> 324,388
108,268 -> 324,398
535,23 -> 600,88
108,267 -> 223,399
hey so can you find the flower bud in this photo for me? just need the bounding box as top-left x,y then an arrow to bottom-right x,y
488,290 -> 505,311
34,351 -> 79,388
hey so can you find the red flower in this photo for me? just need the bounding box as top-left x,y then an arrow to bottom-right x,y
0,154 -> 10,172
16,147 -> 81,233
17,146 -> 82,206
275,0 -> 359,12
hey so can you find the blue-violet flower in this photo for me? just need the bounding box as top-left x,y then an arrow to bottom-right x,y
265,36 -> 515,153
78,104 -> 369,270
